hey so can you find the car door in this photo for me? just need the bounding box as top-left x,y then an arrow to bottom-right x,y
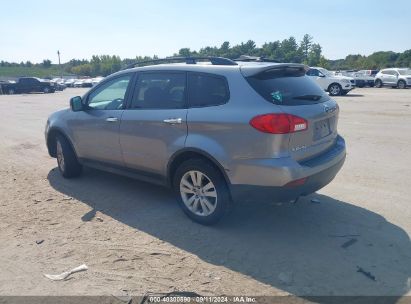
32,78 -> 42,92
119,71 -> 188,178
384,70 -> 397,85
67,74 -> 133,166
19,78 -> 30,93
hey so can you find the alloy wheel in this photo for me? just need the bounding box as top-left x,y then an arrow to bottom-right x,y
329,84 -> 341,96
180,170 -> 217,216
56,141 -> 65,172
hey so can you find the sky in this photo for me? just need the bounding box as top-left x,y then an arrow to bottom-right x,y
1,0 -> 410,64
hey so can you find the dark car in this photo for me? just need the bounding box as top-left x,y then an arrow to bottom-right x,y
1,77 -> 56,94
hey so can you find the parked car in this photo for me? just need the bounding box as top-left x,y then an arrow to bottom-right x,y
73,79 -> 84,88
45,57 -> 346,225
51,78 -> 67,91
358,70 -> 379,77
82,79 -> 93,88
1,77 -> 55,94
306,67 -> 355,96
337,71 -> 375,88
64,79 -> 76,88
374,68 -> 411,89
92,77 -> 104,86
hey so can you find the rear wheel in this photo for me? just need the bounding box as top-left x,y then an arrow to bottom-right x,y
397,80 -> 406,89
173,159 -> 231,225
328,83 -> 342,96
8,88 -> 15,95
56,135 -> 82,178
374,79 -> 383,88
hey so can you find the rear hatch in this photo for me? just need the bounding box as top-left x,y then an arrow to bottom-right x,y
243,64 -> 339,162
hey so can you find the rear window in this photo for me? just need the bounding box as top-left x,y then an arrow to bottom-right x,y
188,73 -> 229,107
246,68 -> 330,106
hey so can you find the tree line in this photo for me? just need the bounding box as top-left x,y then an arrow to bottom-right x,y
1,34 -> 410,77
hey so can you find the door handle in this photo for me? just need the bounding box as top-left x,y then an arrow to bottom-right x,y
163,118 -> 182,124
106,117 -> 118,122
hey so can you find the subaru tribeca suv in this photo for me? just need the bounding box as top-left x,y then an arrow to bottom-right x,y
45,57 -> 346,225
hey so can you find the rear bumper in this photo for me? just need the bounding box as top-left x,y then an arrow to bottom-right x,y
229,136 -> 346,203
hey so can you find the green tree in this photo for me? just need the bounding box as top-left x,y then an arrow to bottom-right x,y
300,34 -> 313,63
307,43 -> 322,66
42,59 -> 52,68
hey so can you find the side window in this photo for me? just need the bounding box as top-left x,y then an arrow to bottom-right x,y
188,73 -> 229,107
87,75 -> 131,110
306,69 -> 319,77
131,73 -> 186,109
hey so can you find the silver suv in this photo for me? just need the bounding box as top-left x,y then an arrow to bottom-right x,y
45,57 -> 346,225
374,68 -> 411,89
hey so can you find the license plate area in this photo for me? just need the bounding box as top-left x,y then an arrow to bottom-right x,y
314,118 -> 331,140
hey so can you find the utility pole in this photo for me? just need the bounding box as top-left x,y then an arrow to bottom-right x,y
57,50 -> 62,79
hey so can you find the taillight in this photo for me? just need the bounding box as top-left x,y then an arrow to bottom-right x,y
249,113 -> 308,134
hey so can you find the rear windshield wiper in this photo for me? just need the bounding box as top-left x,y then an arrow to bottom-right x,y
293,95 -> 322,101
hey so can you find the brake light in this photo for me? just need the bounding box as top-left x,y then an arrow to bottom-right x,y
249,114 -> 308,134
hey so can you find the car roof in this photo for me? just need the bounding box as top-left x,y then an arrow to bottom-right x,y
110,61 -> 307,79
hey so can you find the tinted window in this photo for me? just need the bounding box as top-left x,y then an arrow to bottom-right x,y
306,69 -> 320,77
131,73 -> 186,109
384,70 -> 397,75
87,75 -> 131,110
188,73 -> 229,107
246,67 -> 330,106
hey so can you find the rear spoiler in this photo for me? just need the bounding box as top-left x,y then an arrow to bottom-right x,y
240,63 -> 309,77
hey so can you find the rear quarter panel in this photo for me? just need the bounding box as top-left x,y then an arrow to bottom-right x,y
185,71 -> 291,172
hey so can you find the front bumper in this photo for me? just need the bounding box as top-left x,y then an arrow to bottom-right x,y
229,136 -> 346,203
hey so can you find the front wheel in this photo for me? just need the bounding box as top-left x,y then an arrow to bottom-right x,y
397,80 -> 406,89
173,159 -> 232,225
375,79 -> 383,88
56,135 -> 82,178
44,87 -> 50,93
8,88 -> 15,95
328,83 -> 342,96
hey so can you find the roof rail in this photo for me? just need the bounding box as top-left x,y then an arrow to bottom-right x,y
124,56 -> 238,70
234,55 -> 281,63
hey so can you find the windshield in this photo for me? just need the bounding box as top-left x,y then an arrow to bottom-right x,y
398,69 -> 411,75
318,68 -> 333,77
246,69 -> 330,106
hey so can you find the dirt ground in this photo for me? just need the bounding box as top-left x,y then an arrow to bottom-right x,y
0,87 -> 410,300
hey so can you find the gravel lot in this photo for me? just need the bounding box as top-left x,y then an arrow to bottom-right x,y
0,88 -> 410,299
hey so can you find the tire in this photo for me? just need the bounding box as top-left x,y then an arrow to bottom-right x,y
397,80 -> 406,89
173,159 -> 232,225
375,79 -> 383,88
43,87 -> 50,93
8,88 -> 15,95
328,83 -> 342,96
56,135 -> 82,178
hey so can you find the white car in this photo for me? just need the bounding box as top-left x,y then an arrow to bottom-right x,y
374,68 -> 411,89
306,67 -> 355,96
91,76 -> 104,87
73,80 -> 84,88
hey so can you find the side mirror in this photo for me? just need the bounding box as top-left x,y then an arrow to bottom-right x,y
70,96 -> 83,112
